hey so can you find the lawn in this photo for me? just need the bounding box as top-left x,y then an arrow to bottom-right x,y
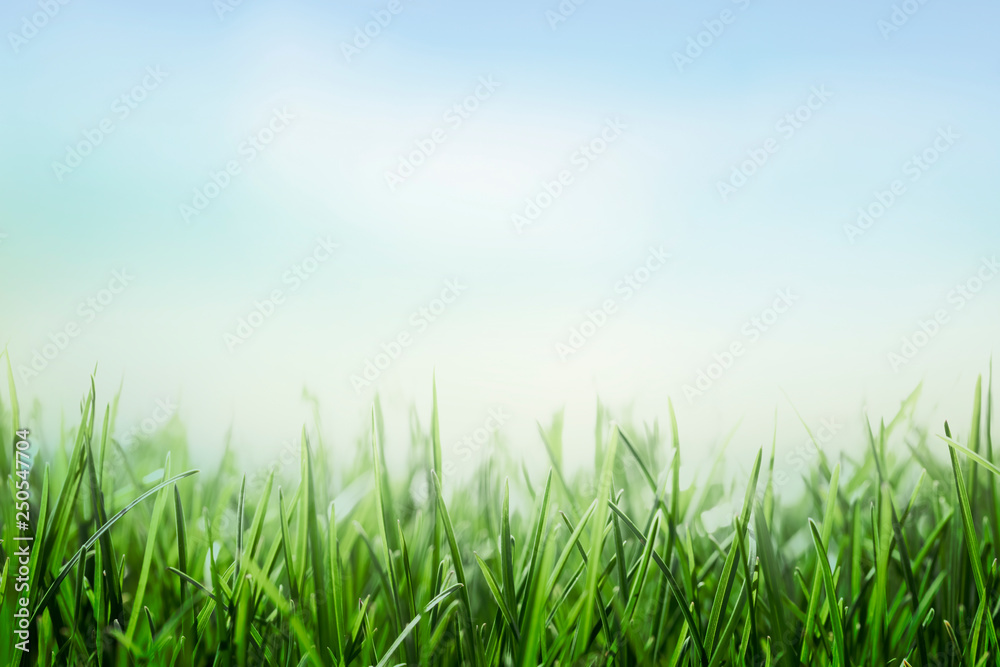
1,356 -> 997,666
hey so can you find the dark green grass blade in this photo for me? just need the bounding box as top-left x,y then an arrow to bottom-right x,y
705,448 -> 762,653
86,402 -> 123,624
707,580 -> 747,667
303,431 -> 333,664
946,422 -> 1000,654
431,374 -> 443,595
500,478 -> 518,625
278,489 -> 301,607
577,427 -> 618,657
30,469 -> 199,623
432,470 -> 483,667
370,411 -> 405,635
242,558 -> 325,666
475,553 -> 520,641
623,511 -> 660,627
665,399 -> 681,566
425,583 -> 464,613
887,485 -> 929,666
985,360 -> 1000,556
545,498 -> 597,594
329,501 -> 345,662
610,483 -> 630,614
608,499 -> 708,664
234,474 -> 246,587
809,519 -> 846,667
801,462 -> 840,663
397,519 -> 418,627
617,426 -> 657,492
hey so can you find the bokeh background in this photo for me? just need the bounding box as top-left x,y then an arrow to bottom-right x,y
2,0 -> 998,480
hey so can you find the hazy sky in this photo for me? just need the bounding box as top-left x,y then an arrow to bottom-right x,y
2,0 -> 998,478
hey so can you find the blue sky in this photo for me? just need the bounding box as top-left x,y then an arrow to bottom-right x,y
1,0 -> 998,476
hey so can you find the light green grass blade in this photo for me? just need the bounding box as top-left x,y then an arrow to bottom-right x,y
545,498 -> 597,595
516,469 -> 552,632
124,453 -> 172,643
373,614 -> 421,667
5,350 -> 21,436
519,526 -> 556,667
939,433 -> 1000,477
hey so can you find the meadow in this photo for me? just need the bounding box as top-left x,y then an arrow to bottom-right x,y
1,357 -> 998,666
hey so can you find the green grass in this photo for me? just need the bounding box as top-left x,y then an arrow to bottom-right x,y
1,356 -> 999,666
